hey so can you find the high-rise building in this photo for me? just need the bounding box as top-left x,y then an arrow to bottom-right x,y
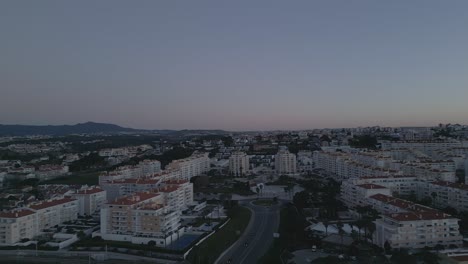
275,147 -> 297,174
229,152 -> 249,177
166,153 -> 210,180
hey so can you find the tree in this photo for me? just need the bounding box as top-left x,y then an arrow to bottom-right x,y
355,220 -> 363,240
77,230 -> 86,240
384,240 -> 392,254
366,222 -> 376,242
416,249 -> 440,264
148,240 -> 156,247
431,192 -> 438,204
337,221 -> 344,246
323,220 -> 329,236
293,191 -> 310,210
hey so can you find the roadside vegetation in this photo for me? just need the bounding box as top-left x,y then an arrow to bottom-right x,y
187,206 -> 252,263
258,204 -> 309,264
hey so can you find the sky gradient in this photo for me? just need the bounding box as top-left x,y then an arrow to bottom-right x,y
1,0 -> 468,131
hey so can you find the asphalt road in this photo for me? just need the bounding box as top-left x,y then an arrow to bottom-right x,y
216,200 -> 281,264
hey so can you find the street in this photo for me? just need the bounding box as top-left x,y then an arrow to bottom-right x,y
216,200 -> 281,264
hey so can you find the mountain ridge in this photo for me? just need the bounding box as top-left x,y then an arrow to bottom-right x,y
0,122 -> 228,136
0,122 -> 142,136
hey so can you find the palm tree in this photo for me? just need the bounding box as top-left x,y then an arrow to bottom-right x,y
323,220 -> 329,236
355,221 -> 363,240
367,222 -> 376,243
431,192 -> 438,205
337,221 -> 344,246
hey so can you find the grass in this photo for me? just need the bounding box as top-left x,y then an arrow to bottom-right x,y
187,206 -> 252,264
253,199 -> 278,206
42,171 -> 100,185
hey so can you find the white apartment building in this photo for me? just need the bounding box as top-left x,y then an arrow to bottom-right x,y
342,176 -> 463,250
166,153 -> 210,180
351,152 -> 393,169
349,176 -> 418,196
99,159 -> 162,185
100,192 -> 182,246
417,181 -> 468,213
275,148 -> 297,174
0,209 -> 38,246
139,160 -> 161,175
229,152 -> 249,177
98,145 -> 152,157
70,186 -> 107,216
297,151 -> 314,173
314,151 -> 399,180
164,180 -> 194,211
380,140 -> 462,154
29,198 -> 78,230
100,178 -> 162,201
341,182 -> 392,208
375,212 -> 462,249
35,165 -> 69,181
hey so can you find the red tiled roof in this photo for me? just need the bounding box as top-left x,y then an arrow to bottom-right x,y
451,255 -> 468,261
369,194 -> 437,213
108,192 -> 160,205
29,198 -> 76,210
137,204 -> 165,210
109,178 -> 159,184
164,179 -> 189,185
357,184 -> 387,189
75,187 -> 105,195
158,185 -> 180,193
0,209 -> 36,218
360,175 -> 415,179
431,181 -> 468,191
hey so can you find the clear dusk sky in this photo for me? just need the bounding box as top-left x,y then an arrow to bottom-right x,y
1,1 -> 468,131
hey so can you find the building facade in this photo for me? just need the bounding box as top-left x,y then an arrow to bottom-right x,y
229,152 -> 249,177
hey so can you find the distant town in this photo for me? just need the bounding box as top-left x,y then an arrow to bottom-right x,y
1,123 -> 468,263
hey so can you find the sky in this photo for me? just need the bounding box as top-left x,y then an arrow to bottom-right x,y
1,1 -> 468,131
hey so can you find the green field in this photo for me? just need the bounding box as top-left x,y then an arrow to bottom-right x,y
187,206 -> 252,264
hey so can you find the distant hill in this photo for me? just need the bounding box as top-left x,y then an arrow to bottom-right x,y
0,122 -> 230,136
0,122 -> 142,136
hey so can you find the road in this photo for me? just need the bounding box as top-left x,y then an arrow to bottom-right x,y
216,200 -> 281,264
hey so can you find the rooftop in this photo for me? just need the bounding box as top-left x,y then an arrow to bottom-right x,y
0,209 -> 36,218
357,184 -> 387,189
74,187 -> 105,195
109,192 -> 160,206
369,193 -> 437,213
431,181 -> 468,191
29,198 -> 76,210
